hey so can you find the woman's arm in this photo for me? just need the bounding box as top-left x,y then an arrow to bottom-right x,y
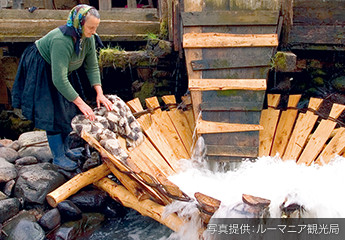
93,84 -> 113,111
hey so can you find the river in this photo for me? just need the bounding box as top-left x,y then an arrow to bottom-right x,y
87,138 -> 345,239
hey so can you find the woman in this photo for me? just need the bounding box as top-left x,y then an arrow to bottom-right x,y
12,4 -> 112,171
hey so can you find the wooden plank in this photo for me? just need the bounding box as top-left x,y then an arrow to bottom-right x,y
183,33 -> 279,48
128,136 -> 176,177
201,90 -> 266,112
161,95 -> 194,155
297,103 -> 345,165
204,0 -> 229,10
202,110 -> 261,125
270,94 -> 301,157
181,10 -> 279,26
191,58 -> 270,71
206,145 -> 258,157
183,0 -> 203,122
81,131 -> 168,205
145,96 -> 191,159
189,79 -> 267,91
289,25 -> 345,45
282,98 -> 323,161
229,0 -> 280,10
197,119 -> 263,134
127,98 -> 181,172
258,94 -> 281,157
181,94 -> 196,132
0,19 -> 160,42
315,127 -> 345,165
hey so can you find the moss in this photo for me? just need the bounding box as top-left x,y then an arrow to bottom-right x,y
159,20 -> 168,40
271,52 -> 287,71
134,82 -> 156,105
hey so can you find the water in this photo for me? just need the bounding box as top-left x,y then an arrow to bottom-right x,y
89,137 -> 345,239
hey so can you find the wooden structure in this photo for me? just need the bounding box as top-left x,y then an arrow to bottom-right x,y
259,94 -> 345,165
288,0 -> 345,51
0,8 -> 160,42
182,0 -> 281,165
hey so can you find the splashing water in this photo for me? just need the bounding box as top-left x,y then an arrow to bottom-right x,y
163,137 -> 345,240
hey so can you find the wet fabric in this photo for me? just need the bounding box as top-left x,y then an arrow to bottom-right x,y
11,44 -> 85,133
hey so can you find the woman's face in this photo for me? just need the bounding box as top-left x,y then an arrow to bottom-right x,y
83,15 -> 100,38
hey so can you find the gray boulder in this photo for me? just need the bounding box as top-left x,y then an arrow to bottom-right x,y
14,163 -> 66,204
6,219 -> 45,240
0,147 -> 19,163
0,157 -> 17,183
0,198 -> 21,223
18,146 -> 52,163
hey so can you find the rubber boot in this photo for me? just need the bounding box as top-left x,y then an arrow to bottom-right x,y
62,133 -> 85,161
46,133 -> 78,171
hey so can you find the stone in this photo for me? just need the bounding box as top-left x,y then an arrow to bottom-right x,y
17,130 -> 48,149
6,219 -> 45,240
0,147 -> 19,163
0,138 -> 13,147
0,198 -> 21,223
4,179 -> 16,196
38,208 -> 61,231
9,140 -> 20,151
18,145 -> 52,163
332,76 -> 345,92
0,157 -> 17,183
15,156 -> 38,166
14,163 -> 65,204
57,200 -> 83,222
69,189 -> 108,212
0,191 -> 7,200
272,51 -> 297,72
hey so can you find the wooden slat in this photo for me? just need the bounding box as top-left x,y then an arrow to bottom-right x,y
297,103 -> 345,165
81,131 -> 168,205
181,10 -> 279,26
183,33 -> 279,48
315,127 -> 345,165
270,94 -> 301,157
127,0 -> 137,8
183,0 -> 203,122
197,119 -> 263,134
206,145 -> 258,157
258,94 -> 281,157
127,98 -> 181,172
181,95 -> 196,132
145,96 -> 190,159
161,95 -> 194,156
201,90 -> 266,111
191,58 -> 270,71
282,98 -> 323,161
189,79 -> 267,91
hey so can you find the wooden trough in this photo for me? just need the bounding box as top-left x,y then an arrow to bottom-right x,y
182,0 -> 282,165
46,91 -> 345,236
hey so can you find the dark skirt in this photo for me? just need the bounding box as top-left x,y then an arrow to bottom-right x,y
11,44 -> 85,133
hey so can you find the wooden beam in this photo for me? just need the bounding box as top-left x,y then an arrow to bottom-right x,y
315,127 -> 345,165
191,58 -> 270,71
183,33 -> 279,48
197,119 -> 263,134
297,103 -> 345,165
259,94 -> 281,157
94,177 -> 185,232
181,10 -> 279,26
189,79 -> 267,91
282,98 -> 323,161
270,94 -> 301,157
46,164 -> 111,208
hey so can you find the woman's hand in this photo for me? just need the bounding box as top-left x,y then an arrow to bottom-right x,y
94,85 -> 113,111
73,96 -> 96,121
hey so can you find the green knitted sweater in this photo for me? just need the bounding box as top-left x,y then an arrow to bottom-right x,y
35,28 -> 101,101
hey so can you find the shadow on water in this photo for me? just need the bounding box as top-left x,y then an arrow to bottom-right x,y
85,209 -> 173,240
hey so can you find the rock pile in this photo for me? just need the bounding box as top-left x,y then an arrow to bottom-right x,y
0,130 -> 127,240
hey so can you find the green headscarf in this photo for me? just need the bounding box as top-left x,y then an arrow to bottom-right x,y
66,4 -> 93,38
